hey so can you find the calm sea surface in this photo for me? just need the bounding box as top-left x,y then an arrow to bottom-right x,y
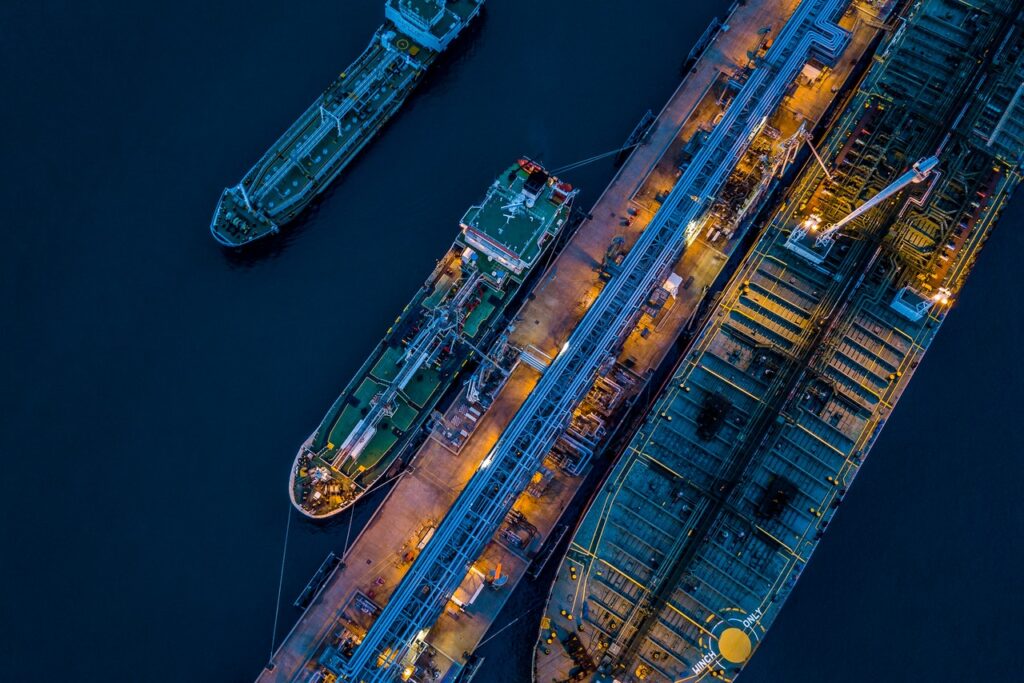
2,1 -> 1021,681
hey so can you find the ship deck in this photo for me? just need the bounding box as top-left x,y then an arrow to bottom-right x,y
292,165 -> 573,518
538,1 -> 1023,680
460,162 -> 574,275
257,0 -> 885,678
462,191 -> 563,271
211,17 -> 439,246
391,0 -> 482,44
244,33 -> 426,222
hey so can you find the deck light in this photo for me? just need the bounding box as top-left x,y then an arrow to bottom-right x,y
931,287 -> 952,306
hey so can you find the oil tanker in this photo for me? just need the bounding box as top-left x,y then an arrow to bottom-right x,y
211,0 -> 483,247
535,0 -> 1024,680
291,159 -> 576,518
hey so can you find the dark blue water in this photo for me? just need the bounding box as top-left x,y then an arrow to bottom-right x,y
2,1 -> 1021,681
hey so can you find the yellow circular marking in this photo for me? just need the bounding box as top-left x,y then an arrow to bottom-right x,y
718,628 -> 752,663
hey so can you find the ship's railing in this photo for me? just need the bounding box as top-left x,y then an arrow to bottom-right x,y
339,1 -> 851,679
267,63 -> 422,221
251,50 -> 406,206
237,33 -> 386,186
238,28 -> 425,219
334,270 -> 481,464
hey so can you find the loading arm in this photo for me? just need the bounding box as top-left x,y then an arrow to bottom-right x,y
811,155 -> 939,247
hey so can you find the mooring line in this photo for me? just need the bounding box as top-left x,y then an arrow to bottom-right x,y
269,503 -> 293,660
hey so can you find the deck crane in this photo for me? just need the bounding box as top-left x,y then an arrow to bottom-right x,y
787,155 -> 939,261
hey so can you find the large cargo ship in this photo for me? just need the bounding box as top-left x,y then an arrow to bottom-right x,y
210,0 -> 483,247
535,0 -> 1024,681
291,159 -> 576,518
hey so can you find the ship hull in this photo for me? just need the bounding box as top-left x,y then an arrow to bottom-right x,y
533,1 -> 1024,680
210,1 -> 484,247
291,160 -> 576,519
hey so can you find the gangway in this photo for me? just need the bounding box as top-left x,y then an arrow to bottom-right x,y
335,2 -> 851,679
